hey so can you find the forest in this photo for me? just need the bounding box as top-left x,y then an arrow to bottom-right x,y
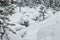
0,0 -> 60,40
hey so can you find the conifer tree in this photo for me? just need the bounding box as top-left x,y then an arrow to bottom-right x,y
0,0 -> 16,40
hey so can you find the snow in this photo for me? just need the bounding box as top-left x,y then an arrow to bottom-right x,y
16,11 -> 60,40
37,23 -> 60,40
9,6 -> 40,27
4,5 -> 60,40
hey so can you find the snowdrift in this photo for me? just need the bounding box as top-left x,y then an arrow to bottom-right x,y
7,9 -> 60,40
16,11 -> 60,40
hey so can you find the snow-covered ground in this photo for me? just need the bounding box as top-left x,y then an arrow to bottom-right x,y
5,5 -> 60,40
17,11 -> 60,40
7,13 -> 60,40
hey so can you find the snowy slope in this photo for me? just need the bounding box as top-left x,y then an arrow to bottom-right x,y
16,11 -> 60,40
7,6 -> 60,40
